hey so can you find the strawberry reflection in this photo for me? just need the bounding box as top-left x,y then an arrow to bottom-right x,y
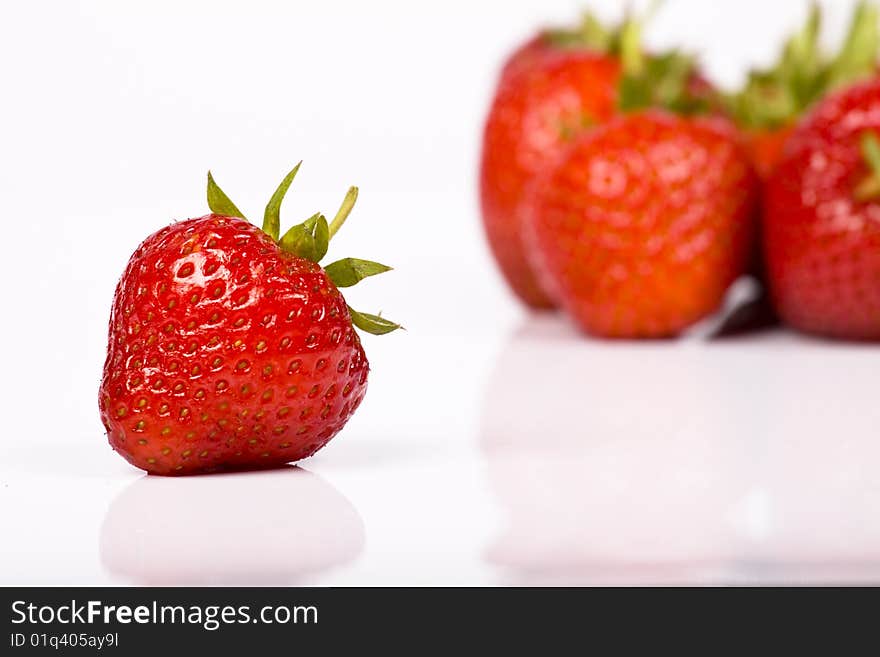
755,345 -> 880,575
481,316 -> 880,584
100,466 -> 364,585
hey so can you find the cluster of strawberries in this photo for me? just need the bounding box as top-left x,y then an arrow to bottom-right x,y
480,3 -> 880,340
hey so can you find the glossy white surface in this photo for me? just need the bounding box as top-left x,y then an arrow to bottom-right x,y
2,0 -> 878,585
2,318 -> 880,585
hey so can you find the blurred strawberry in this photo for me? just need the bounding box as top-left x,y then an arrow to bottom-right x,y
480,10 -> 712,309
480,53 -> 619,309
729,2 -> 879,179
722,3 -> 879,332
764,78 -> 880,340
497,12 -> 621,84
745,125 -> 797,182
496,35 -> 554,84
525,110 -> 758,338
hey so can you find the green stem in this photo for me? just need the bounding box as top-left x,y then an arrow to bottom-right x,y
328,186 -> 359,238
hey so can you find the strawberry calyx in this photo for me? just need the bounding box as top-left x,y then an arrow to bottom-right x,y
542,9 -> 640,54
854,131 -> 880,201
279,211 -> 330,263
617,50 -> 707,115
615,2 -> 711,115
542,4 -> 708,115
263,161 -> 302,240
206,166 -> 401,335
324,258 -> 392,286
729,2 -> 879,130
206,171 -> 247,220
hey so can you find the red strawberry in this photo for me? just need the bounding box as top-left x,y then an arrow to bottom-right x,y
703,4 -> 879,334
99,165 -> 400,475
497,35 -> 556,84
728,2 -> 879,179
497,12 -> 618,84
480,11 -> 714,309
480,51 -> 621,308
744,124 -> 797,181
524,110 -> 759,338
764,78 -> 880,340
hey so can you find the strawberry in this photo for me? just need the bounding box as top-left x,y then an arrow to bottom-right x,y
717,3 -> 879,331
744,125 -> 797,182
524,110 -> 758,338
480,51 -> 620,309
728,2 -> 879,179
497,12 -> 620,84
764,78 -> 880,340
99,165 -> 400,475
479,10 -> 713,309
497,36 -> 552,84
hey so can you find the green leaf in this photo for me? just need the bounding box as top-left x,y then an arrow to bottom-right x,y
781,3 -> 822,77
206,171 -> 246,219
729,2 -> 880,130
828,1 -> 879,88
544,1 -> 664,56
576,12 -> 611,51
279,222 -> 314,261
619,51 -> 705,115
861,131 -> 880,176
313,214 -> 330,262
324,258 -> 393,288
262,161 -> 302,241
618,13 -> 644,75
727,70 -> 798,129
783,4 -> 826,109
854,131 -> 880,200
348,306 -> 401,335
546,11 -> 611,51
278,213 -> 330,263
618,73 -> 651,112
328,186 -> 359,238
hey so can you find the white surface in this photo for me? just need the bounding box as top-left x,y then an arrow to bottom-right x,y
1,0 -> 878,586
3,322 -> 880,585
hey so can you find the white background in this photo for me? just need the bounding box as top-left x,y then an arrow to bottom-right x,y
1,0 -> 878,585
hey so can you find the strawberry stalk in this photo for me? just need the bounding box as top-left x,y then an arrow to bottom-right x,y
206,167 -> 401,335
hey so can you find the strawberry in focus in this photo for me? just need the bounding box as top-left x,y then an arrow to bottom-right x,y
764,79 -> 880,340
525,110 -> 758,338
480,10 -> 713,309
99,166 -> 399,475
